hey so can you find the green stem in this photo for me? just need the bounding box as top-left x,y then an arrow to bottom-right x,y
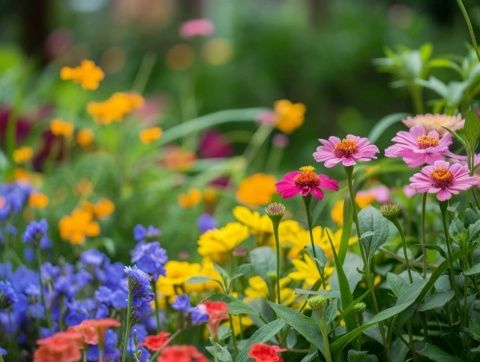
392,219 -> 413,283
152,281 -> 161,332
229,316 -> 239,357
303,196 -> 326,289
121,289 -> 133,362
35,248 -> 53,332
420,193 -> 428,278
439,202 -> 461,297
409,85 -> 424,114
319,320 -> 333,362
456,0 -> 480,62
271,220 -> 282,304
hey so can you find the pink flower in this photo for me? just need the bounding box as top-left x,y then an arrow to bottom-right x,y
313,135 -> 379,168
276,166 -> 339,200
358,185 -> 391,203
402,184 -> 417,197
179,19 -> 214,38
385,126 -> 452,167
402,114 -> 464,135
409,160 -> 478,201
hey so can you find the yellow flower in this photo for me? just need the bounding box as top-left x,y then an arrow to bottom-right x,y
76,128 -> 94,148
178,188 -> 202,208
245,276 -> 297,305
139,127 -> 163,144
185,258 -> 222,294
60,59 -> 104,90
203,187 -> 217,204
13,146 -> 33,164
197,222 -> 249,263
331,195 -> 376,227
50,118 -> 74,138
273,99 -> 306,134
87,92 -> 144,124
156,260 -> 202,297
58,208 -> 100,245
236,173 -> 276,207
226,315 -> 254,336
28,192 -> 49,208
289,253 -> 334,287
233,206 -> 273,245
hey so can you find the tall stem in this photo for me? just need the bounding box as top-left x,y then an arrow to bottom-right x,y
392,219 -> 413,283
456,0 -> 480,62
152,281 -> 161,332
439,201 -> 460,297
420,193 -> 428,278
121,289 -> 133,362
272,220 -> 282,304
35,248 -> 53,332
319,320 -> 332,362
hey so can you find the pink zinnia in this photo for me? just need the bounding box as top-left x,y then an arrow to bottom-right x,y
313,135 -> 379,168
385,126 -> 452,167
409,160 -> 478,201
276,166 -> 339,200
179,19 -> 214,38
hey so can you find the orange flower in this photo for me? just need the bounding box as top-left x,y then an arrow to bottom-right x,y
82,198 -> 115,219
76,128 -> 94,148
236,173 -> 276,207
69,319 -> 120,346
13,146 -> 33,164
162,146 -> 196,171
50,118 -> 74,138
139,331 -> 170,351
60,59 -> 104,90
178,188 -> 202,208
139,127 -> 163,144
75,179 -> 93,196
34,331 -> 83,362
87,92 -> 144,125
29,192 -> 49,208
58,208 -> 100,245
273,99 -> 306,134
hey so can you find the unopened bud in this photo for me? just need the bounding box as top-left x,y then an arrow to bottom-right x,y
266,271 -> 277,281
380,203 -> 401,220
308,295 -> 328,315
353,302 -> 366,313
266,202 -> 286,223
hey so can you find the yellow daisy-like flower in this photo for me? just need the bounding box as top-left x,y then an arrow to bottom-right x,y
289,253 -> 334,287
87,92 -> 144,125
76,128 -> 95,148
58,208 -> 100,245
60,59 -> 104,90
50,118 -> 74,138
185,258 -> 222,294
245,276 -> 297,305
273,99 -> 306,134
156,260 -> 202,297
178,188 -> 202,208
197,222 -> 249,263
226,315 -> 254,336
139,127 -> 163,144
236,173 -> 276,207
13,146 -> 33,164
233,206 -> 273,245
28,192 -> 48,209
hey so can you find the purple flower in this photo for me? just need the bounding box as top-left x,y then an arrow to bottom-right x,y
190,306 -> 208,325
133,225 -> 161,243
0,347 -> 7,356
197,213 -> 217,233
124,266 -> 154,320
0,281 -> 17,309
23,219 -> 50,249
80,249 -> 107,267
172,294 -> 191,311
131,242 -> 167,279
87,329 -> 120,361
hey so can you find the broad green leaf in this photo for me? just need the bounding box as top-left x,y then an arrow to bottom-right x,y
234,319 -> 285,362
415,342 -> 464,362
339,196 -> 353,264
386,272 -> 409,298
464,263 -> 480,276
231,263 -> 253,280
464,110 -> 480,150
250,247 -> 276,278
347,349 -> 379,362
368,113 -> 409,143
418,291 -> 455,311
206,344 -> 232,362
449,217 -> 466,242
468,219 -> 480,243
186,276 -> 214,284
358,206 -> 389,261
267,302 -> 325,357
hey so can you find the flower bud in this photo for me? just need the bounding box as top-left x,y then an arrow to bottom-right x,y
380,203 -> 401,220
266,271 -> 278,281
265,202 -> 286,224
308,295 -> 328,315
353,302 -> 366,313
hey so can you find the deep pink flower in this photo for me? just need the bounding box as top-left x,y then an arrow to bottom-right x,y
385,126 -> 452,167
409,160 -> 478,201
199,130 -> 233,159
179,19 -> 214,38
276,166 -> 339,200
313,135 -> 379,168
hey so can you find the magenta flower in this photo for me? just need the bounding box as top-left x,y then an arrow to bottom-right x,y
276,166 -> 339,200
313,135 -> 379,168
179,19 -> 214,38
385,126 -> 452,167
409,160 -> 478,201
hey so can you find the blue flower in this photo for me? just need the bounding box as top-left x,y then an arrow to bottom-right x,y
172,294 -> 191,311
0,347 -> 7,356
0,281 -> 17,310
190,305 -> 209,325
80,249 -> 107,267
124,266 -> 154,321
197,213 -> 217,233
23,219 -> 50,249
133,225 -> 161,242
87,330 -> 120,361
131,242 -> 167,279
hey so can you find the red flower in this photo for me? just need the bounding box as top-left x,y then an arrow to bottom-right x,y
158,345 -> 208,362
69,318 -> 120,346
34,331 -> 84,362
139,331 -> 171,351
200,301 -> 229,337
248,343 -> 286,362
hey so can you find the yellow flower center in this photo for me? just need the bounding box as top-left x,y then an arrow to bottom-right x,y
416,135 -> 439,149
431,167 -> 453,188
294,169 -> 319,189
334,139 -> 358,158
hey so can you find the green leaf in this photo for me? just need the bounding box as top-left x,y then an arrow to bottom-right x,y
347,349 -> 379,362
208,294 -> 260,318
415,342 -> 464,362
186,276 -> 214,284
206,344 -> 233,362
368,113 -> 409,143
468,219 -> 480,243
231,264 -> 253,280
386,273 -> 409,298
234,319 -> 285,362
449,217 -> 466,242
267,302 -> 325,357
464,263 -> 480,276
358,206 -> 389,261
418,291 -> 455,311
250,247 -> 276,279
339,196 -> 353,264
464,110 -> 480,150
